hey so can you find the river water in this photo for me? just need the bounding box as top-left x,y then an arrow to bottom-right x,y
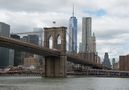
0,76 -> 129,90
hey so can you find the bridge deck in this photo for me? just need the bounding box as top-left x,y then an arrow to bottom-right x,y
67,54 -> 110,69
0,36 -> 60,56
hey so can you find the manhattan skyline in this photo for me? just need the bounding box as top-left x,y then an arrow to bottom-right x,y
0,0 -> 129,60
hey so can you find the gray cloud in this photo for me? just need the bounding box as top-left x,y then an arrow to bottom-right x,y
0,0 -> 72,12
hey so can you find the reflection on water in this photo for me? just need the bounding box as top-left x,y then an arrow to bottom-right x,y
0,76 -> 129,90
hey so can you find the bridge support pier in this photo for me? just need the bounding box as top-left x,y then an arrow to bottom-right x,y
43,27 -> 67,78
44,55 -> 67,78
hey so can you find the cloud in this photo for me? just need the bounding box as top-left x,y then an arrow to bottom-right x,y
0,0 -> 73,13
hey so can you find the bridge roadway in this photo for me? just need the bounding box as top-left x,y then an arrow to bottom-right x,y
0,35 -> 60,56
0,36 -> 109,69
67,54 -> 109,69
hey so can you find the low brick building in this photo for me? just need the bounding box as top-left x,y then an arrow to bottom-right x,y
119,55 -> 129,71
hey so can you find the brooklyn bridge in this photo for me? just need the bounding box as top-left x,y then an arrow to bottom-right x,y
0,26 -> 114,78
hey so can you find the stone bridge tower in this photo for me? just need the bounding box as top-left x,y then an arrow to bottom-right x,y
44,27 -> 67,77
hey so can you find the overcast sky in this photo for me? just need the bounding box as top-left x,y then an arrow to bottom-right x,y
0,0 -> 129,62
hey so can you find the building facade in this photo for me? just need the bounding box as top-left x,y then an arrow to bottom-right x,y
119,55 -> 129,71
81,17 -> 96,53
24,57 -> 40,67
0,22 -> 10,68
68,6 -> 77,53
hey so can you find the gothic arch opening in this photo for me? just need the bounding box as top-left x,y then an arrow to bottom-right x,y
56,35 -> 62,49
57,35 -> 61,45
49,35 -> 53,49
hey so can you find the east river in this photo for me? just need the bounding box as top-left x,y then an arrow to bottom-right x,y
0,76 -> 129,90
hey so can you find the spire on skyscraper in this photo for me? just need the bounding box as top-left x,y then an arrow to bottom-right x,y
72,2 -> 74,17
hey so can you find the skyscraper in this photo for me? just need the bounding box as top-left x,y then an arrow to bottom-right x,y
11,34 -> 22,66
69,4 -> 77,53
81,17 -> 96,53
102,52 -> 111,68
33,28 -> 44,46
28,35 -> 39,45
0,22 -> 10,68
112,58 -> 116,69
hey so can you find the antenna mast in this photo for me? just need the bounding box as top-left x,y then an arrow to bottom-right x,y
72,2 -> 74,17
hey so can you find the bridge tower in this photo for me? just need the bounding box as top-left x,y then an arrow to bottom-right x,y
44,27 -> 67,77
